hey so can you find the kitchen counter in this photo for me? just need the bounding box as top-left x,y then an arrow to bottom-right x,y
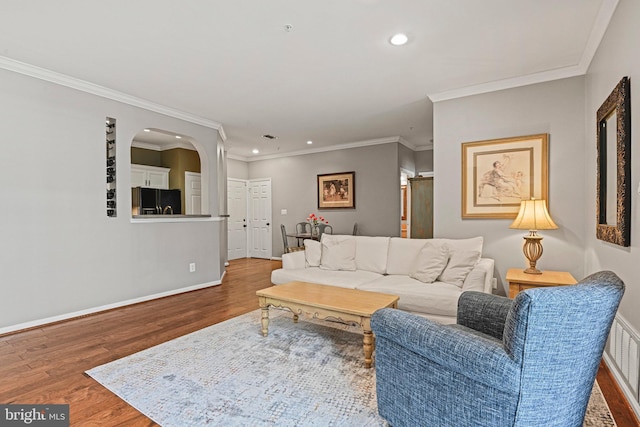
131,214 -> 219,223
133,214 -> 212,218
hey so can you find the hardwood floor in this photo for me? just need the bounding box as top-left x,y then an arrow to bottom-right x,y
0,258 -> 637,426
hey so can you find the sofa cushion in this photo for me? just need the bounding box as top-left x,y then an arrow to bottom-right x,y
410,242 -> 449,283
386,238 -> 430,275
304,239 -> 322,267
271,266 -> 381,288
320,235 -> 356,271
438,250 -> 482,288
355,236 -> 390,274
358,275 -> 462,317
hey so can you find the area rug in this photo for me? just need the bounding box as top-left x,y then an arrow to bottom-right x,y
87,309 -> 616,426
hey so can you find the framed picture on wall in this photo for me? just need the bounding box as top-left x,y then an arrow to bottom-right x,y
318,172 -> 355,209
461,134 -> 549,219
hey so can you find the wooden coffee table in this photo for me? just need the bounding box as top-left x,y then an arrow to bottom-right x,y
256,281 -> 399,368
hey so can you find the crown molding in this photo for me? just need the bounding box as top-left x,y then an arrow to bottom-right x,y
228,135 -> 432,162
399,137 -> 433,151
0,55 -> 227,140
245,136 -> 402,162
226,153 -> 249,162
578,0 -> 619,70
428,0 -> 619,103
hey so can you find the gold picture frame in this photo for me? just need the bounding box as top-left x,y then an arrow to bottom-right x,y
318,172 -> 355,209
462,134 -> 549,219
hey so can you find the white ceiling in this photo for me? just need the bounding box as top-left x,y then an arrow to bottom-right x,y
0,0 -> 616,160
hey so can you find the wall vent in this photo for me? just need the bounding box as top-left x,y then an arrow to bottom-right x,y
607,316 -> 640,405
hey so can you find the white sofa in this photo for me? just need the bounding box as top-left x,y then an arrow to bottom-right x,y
271,234 -> 495,324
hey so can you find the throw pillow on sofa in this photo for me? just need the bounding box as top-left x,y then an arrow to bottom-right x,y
410,242 -> 449,283
304,239 -> 322,267
438,250 -> 482,287
320,235 -> 356,271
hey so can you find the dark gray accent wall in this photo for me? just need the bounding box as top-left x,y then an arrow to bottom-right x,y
249,143 -> 401,256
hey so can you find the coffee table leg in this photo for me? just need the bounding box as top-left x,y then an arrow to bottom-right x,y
293,313 -> 299,323
363,330 -> 373,369
260,307 -> 269,337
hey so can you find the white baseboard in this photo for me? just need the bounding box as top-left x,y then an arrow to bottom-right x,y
0,280 -> 222,336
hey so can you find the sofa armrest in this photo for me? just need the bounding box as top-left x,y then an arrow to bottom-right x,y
371,308 -> 519,392
461,258 -> 495,293
282,250 -> 306,269
457,291 -> 513,340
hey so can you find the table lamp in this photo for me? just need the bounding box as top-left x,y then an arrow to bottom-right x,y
509,198 -> 558,274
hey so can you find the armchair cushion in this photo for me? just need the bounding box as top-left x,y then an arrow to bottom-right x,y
457,291 -> 512,340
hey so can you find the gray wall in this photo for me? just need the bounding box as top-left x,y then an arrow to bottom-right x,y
433,76 -> 586,295
0,68 -> 224,331
398,143 -> 416,173
249,143 -> 401,256
227,157 -> 249,180
585,0 -> 640,330
415,150 -> 434,173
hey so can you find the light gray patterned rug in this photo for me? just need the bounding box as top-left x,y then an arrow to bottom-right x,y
87,309 -> 615,426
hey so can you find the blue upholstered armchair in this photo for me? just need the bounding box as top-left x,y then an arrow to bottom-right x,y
371,271 -> 624,427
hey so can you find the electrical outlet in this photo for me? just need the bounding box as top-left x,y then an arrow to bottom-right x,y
189,262 -> 196,273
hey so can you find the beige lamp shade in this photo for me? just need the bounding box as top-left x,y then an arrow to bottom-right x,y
510,199 -> 557,274
509,199 -> 558,231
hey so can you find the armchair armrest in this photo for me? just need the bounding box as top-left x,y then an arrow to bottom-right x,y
281,250 -> 306,269
457,291 -> 513,340
371,308 -> 519,393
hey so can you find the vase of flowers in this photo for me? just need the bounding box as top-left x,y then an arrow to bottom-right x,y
307,213 -> 328,236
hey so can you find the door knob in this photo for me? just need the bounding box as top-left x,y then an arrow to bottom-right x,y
266,223 -> 270,226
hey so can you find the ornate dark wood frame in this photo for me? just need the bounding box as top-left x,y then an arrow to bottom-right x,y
596,76 -> 631,247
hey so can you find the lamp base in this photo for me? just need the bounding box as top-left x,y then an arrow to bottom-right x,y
522,232 -> 544,275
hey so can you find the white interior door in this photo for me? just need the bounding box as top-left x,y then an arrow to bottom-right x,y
185,172 -> 202,215
248,178 -> 272,259
227,179 -> 248,260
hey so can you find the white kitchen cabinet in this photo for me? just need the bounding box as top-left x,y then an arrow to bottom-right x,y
131,164 -> 170,189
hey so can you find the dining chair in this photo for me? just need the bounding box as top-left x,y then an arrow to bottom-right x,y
295,222 -> 312,246
314,223 -> 333,240
280,224 -> 291,254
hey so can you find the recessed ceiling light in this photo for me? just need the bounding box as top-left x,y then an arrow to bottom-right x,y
307,140 -> 313,145
175,135 -> 182,139
143,129 -> 150,132
390,33 -> 408,46
252,149 -> 259,154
